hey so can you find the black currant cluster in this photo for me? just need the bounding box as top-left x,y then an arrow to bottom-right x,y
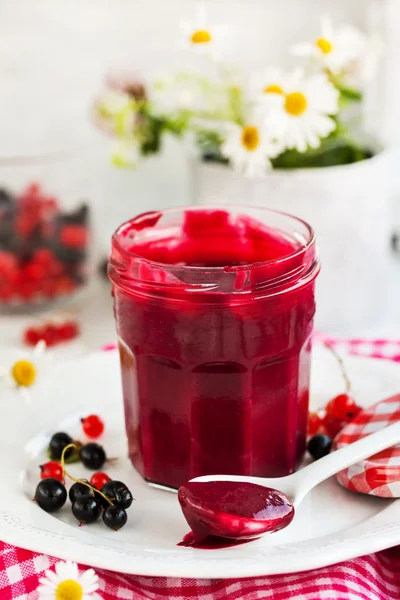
34,431 -> 133,530
34,478 -> 132,530
49,431 -> 107,469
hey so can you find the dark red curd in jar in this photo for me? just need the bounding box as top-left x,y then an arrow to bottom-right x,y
109,206 -> 319,489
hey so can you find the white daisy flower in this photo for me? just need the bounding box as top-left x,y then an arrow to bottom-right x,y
250,67 -> 290,100
292,17 -> 380,83
93,90 -> 136,138
150,74 -> 207,115
221,121 -> 283,177
258,69 -> 339,153
343,34 -> 384,87
38,560 -> 99,600
179,4 -> 231,58
0,340 -> 48,402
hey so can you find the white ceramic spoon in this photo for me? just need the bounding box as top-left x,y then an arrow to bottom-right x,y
178,421 -> 400,541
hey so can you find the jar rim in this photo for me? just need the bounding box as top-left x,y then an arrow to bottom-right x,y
111,204 -> 316,273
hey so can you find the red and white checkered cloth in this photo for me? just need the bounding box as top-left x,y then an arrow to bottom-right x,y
335,394 -> 400,498
2,337 -> 400,600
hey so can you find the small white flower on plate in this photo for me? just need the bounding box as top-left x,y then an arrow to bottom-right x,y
0,340 -> 48,401
258,69 -> 339,153
179,4 -> 231,58
38,560 -> 99,600
292,17 -> 381,83
221,120 -> 283,177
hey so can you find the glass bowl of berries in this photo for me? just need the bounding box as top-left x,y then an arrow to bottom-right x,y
0,152 -> 92,311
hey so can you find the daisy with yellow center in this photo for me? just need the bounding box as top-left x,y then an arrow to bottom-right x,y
250,68 -> 288,101
292,17 -> 374,80
221,118 -> 283,177
0,340 -> 47,401
179,4 -> 231,58
38,560 -> 99,600
257,69 -> 339,153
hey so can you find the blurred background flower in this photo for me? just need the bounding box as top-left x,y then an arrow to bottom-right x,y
0,0 -> 398,336
93,5 -> 376,174
179,3 -> 232,58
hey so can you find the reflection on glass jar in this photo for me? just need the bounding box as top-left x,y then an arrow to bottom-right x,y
0,152 -> 91,311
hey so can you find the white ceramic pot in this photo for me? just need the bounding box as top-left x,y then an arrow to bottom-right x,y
191,151 -> 391,335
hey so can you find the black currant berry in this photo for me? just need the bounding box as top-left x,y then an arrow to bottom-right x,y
103,505 -> 127,530
98,258 -> 109,279
69,480 -> 94,504
307,434 -> 332,460
80,443 -> 106,470
100,481 -> 133,509
71,497 -> 102,525
0,188 -> 15,207
119,488 -> 133,509
34,478 -> 67,513
49,432 -> 73,460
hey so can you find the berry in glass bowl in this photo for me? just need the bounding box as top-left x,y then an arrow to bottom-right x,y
0,182 -> 90,310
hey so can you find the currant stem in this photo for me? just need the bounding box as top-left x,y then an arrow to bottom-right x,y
324,342 -> 351,394
60,443 -> 114,507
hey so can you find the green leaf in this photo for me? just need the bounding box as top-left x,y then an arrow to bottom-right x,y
139,115 -> 164,155
162,111 -> 191,136
271,137 -> 372,169
196,130 -> 226,162
46,446 -> 81,464
227,85 -> 245,125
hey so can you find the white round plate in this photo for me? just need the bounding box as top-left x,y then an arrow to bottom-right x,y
1,347 -> 400,579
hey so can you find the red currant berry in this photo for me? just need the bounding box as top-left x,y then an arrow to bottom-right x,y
0,251 -> 18,275
25,182 -> 40,196
345,404 -> 362,421
24,327 -> 40,346
322,413 -> 347,439
56,277 -> 76,295
327,393 -> 358,421
42,324 -> 59,346
90,471 -> 111,490
33,248 -> 54,266
23,262 -> 46,282
40,461 -> 64,482
81,415 -> 105,439
19,281 -> 35,301
308,412 -> 323,436
59,321 -> 79,340
60,225 -> 88,249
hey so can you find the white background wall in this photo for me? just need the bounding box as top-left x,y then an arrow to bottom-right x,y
0,0 -> 397,247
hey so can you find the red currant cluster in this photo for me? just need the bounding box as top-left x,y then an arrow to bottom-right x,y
308,393 -> 362,439
24,320 -> 80,347
36,415 -> 132,530
306,345 -> 362,460
41,415 -> 105,481
0,183 -> 89,304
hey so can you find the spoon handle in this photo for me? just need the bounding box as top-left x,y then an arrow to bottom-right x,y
294,420 -> 400,506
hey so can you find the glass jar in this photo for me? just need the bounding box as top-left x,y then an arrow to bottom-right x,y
109,206 -> 320,489
0,151 -> 91,310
